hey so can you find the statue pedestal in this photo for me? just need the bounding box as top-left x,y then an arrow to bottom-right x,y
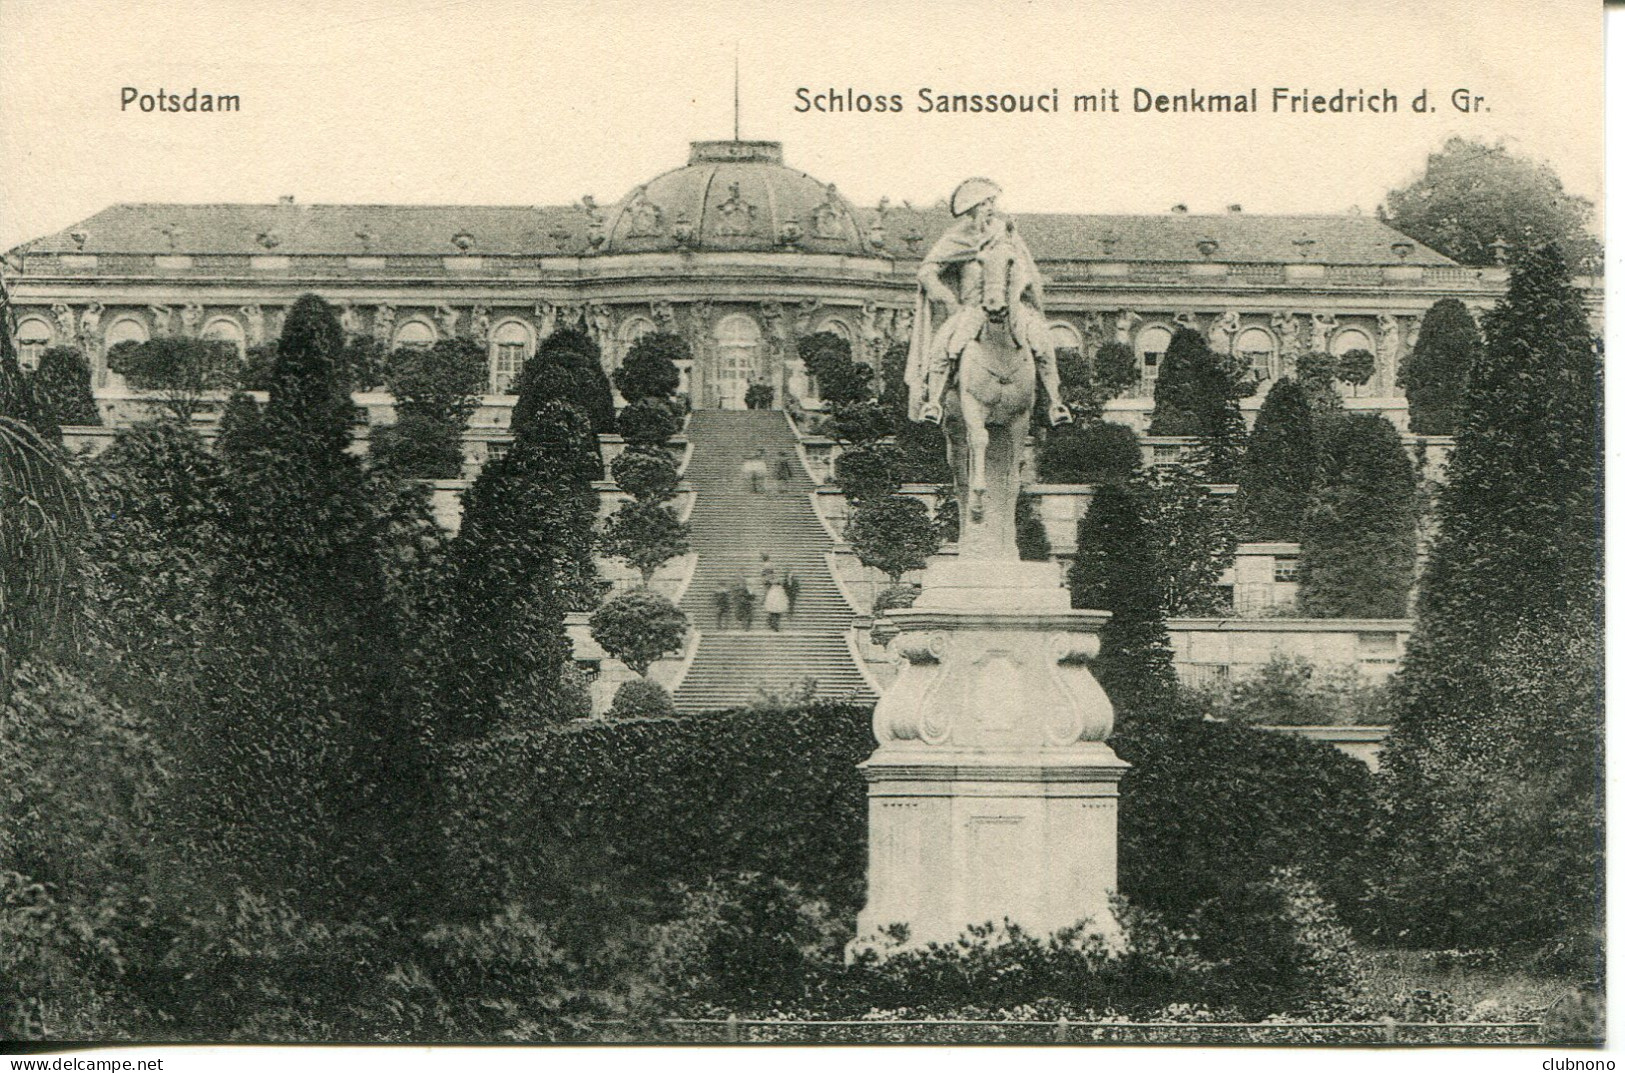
856,559 -> 1128,949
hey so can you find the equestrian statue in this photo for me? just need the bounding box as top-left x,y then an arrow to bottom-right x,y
904,177 -> 1071,561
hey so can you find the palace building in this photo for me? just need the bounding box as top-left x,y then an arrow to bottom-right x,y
2,137 -> 1571,433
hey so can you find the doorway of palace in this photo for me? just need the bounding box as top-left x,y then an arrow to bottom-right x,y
713,313 -> 763,410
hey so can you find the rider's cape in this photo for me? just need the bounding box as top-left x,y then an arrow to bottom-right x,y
904,214 -> 1047,421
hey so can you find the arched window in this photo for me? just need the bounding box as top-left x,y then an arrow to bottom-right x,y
817,318 -> 853,344
202,317 -> 246,358
104,317 -> 149,348
1049,321 -> 1083,353
392,319 -> 436,350
713,313 -> 762,409
1330,327 -> 1374,356
1135,324 -> 1173,395
15,317 -> 51,371
489,320 -> 532,394
1233,326 -> 1277,382
619,315 -> 657,349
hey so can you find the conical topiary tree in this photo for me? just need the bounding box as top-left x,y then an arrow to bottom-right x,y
1296,414 -> 1419,618
1235,377 -> 1317,542
1377,243 -> 1602,959
1398,298 -> 1482,436
1067,481 -> 1180,720
1148,327 -> 1251,480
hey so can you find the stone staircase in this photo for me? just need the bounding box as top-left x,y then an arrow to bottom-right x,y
672,409 -> 876,712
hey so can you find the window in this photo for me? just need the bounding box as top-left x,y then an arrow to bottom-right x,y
15,317 -> 51,371
486,442 -> 510,464
1048,321 -> 1082,353
1330,327 -> 1374,356
1273,557 -> 1300,583
1233,326 -> 1276,382
489,320 -> 531,394
104,317 -> 149,348
392,320 -> 436,349
202,317 -> 246,358
1357,631 -> 1400,665
1152,444 -> 1184,465
817,318 -> 852,344
713,313 -> 763,409
1135,325 -> 1172,395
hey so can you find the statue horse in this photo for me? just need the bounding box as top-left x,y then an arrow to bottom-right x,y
941,227 -> 1041,559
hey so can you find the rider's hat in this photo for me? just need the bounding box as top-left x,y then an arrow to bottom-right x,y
950,177 -> 1002,217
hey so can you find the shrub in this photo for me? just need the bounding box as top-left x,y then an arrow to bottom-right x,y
590,588 -> 688,675
1147,327 -> 1252,480
846,494 -> 940,583
1037,421 -> 1140,484
824,400 -> 893,446
107,336 -> 242,422
871,583 -> 920,614
1235,377 -> 1316,541
617,397 -> 682,447
1399,298 -> 1482,436
384,338 -> 485,430
512,326 -> 616,435
613,331 -> 686,404
743,382 -> 775,409
606,678 -> 675,720
893,419 -> 951,483
610,444 -> 680,502
1298,414 -> 1420,618
1015,490 -> 1051,561
833,442 -> 902,501
799,332 -> 873,406
598,499 -> 690,583
442,703 -> 875,916
30,347 -> 99,427
1113,715 -> 1376,928
370,411 -> 464,478
644,873 -> 848,1014
1215,657 -> 1391,727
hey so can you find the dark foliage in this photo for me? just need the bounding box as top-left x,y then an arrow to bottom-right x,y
1015,490 -> 1051,561
613,331 -> 687,404
610,444 -> 680,502
370,412 -> 464,479
589,588 -> 688,674
1399,298 -> 1482,436
743,382 -> 775,409
799,332 -> 873,406
617,397 -> 682,447
1377,243 -> 1603,964
598,499 -> 690,583
513,326 -> 616,435
845,494 -> 940,583
1147,328 -> 1251,480
31,347 -> 100,427
1235,377 -> 1317,541
1067,483 -> 1179,718
893,418 -> 952,484
385,338 -> 485,429
824,399 -> 893,446
1037,421 -> 1141,484
1380,136 -> 1603,269
107,337 -> 241,423
1298,415 -> 1420,618
608,678 -> 678,720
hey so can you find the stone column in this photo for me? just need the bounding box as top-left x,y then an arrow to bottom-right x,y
857,558 -> 1127,949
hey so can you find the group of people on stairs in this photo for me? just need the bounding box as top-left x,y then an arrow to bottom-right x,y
713,552 -> 799,632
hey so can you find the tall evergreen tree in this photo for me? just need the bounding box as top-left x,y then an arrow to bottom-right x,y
516,325 -> 616,434
1235,377 -> 1317,542
613,331 -> 687,404
1296,414 -> 1419,618
31,346 -> 100,427
1377,243 -> 1603,960
1147,327 -> 1251,480
1068,482 -> 1179,719
1398,298 -> 1482,436
195,293 -> 428,915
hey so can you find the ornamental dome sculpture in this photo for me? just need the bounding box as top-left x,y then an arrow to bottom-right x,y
601,141 -> 868,256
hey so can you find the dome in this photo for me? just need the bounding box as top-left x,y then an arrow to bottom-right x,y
602,141 -> 869,256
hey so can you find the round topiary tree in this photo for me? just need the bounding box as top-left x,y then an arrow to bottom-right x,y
799,332 -> 873,407
107,336 -> 243,424
598,498 -> 691,583
833,443 -> 902,502
618,397 -> 682,447
614,331 -> 687,404
607,677 -> 677,719
590,588 -> 689,676
845,494 -> 940,584
611,444 -> 680,503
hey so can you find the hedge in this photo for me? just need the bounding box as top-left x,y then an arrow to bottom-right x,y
445,701 -> 1375,931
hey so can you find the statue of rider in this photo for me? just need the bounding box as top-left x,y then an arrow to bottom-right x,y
906,177 -> 1071,428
